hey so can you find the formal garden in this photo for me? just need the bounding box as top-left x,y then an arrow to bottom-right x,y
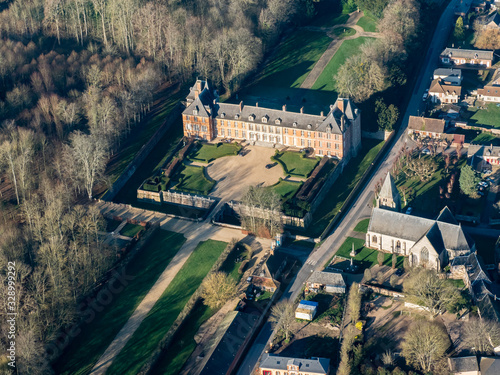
271,150 -> 320,178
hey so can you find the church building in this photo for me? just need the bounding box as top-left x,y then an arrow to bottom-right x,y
366,173 -> 475,270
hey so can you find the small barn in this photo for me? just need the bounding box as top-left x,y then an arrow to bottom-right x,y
295,300 -> 318,321
307,271 -> 346,294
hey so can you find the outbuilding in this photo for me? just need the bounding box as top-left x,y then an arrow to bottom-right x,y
295,300 -> 318,321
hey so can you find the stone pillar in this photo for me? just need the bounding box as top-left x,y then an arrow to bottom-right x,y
366,233 -> 370,247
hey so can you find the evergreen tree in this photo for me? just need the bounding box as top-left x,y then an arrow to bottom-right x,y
459,164 -> 480,198
454,17 -> 465,42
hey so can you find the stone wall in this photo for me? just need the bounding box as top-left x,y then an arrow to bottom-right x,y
137,189 -> 162,204
162,190 -> 215,209
362,130 -> 393,141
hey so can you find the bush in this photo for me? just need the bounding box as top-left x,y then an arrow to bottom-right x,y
377,251 -> 384,266
376,272 -> 385,285
389,275 -> 398,288
364,268 -> 372,281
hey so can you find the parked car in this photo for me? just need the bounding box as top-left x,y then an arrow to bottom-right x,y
422,148 -> 431,155
406,207 -> 413,215
478,181 -> 488,188
422,89 -> 429,101
265,162 -> 278,169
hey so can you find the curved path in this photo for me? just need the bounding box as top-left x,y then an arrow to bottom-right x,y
300,11 -> 381,89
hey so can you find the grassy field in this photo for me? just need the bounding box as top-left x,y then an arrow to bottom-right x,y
172,164 -> 215,195
54,230 -> 186,375
353,218 -> 370,233
269,179 -> 303,201
467,103 -> 500,128
311,10 -> 350,27
149,301 -> 215,375
356,15 -> 378,32
119,223 -> 144,238
332,27 -> 356,38
274,151 -> 319,177
472,132 -> 500,145
188,142 -> 241,163
107,240 -> 227,375
220,243 -> 251,282
333,237 -> 404,271
312,37 -> 374,91
308,139 -> 385,238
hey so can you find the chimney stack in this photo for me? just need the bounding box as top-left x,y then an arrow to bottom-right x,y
300,107 -> 304,114
239,101 -> 243,112
256,102 -> 259,108
320,111 -> 324,117
282,104 -> 286,112
337,98 -> 344,113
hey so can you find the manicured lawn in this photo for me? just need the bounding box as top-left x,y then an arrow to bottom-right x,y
172,164 -> 215,195
311,10 -> 350,27
332,27 -> 356,38
274,151 -> 319,177
269,179 -> 303,201
467,103 -> 500,128
53,230 -> 186,375
149,301 -> 215,375
332,237 -> 404,271
119,223 -> 144,238
220,243 -> 250,283
472,132 -> 500,145
107,240 -> 227,375
312,37 -> 375,91
188,142 -> 241,163
308,139 -> 385,238
356,15 -> 378,32
353,218 -> 370,233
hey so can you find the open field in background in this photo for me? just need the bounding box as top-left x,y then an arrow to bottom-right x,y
312,37 -> 375,91
307,139 -> 384,238
107,240 -> 227,375
54,230 -> 186,375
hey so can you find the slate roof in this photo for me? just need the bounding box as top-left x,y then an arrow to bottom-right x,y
480,357 -> 500,375
483,11 -> 500,28
429,79 -> 462,96
441,48 -> 494,61
448,356 -> 479,373
478,85 -> 500,98
260,353 -> 330,374
436,206 -> 459,225
368,207 -> 474,254
379,173 -> 401,203
308,271 -> 345,286
468,145 -> 500,158
408,116 -> 446,134
434,68 -> 462,78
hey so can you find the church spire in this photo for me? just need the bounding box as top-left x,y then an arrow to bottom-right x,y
377,172 -> 401,212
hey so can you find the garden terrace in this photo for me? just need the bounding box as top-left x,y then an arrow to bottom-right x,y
296,157 -> 337,202
119,223 -> 144,238
272,151 -> 320,178
171,164 -> 215,196
187,142 -> 242,163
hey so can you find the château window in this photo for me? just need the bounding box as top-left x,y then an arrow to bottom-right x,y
201,125 -> 208,132
193,109 -> 198,115
335,143 -> 339,149
262,115 -> 268,123
186,123 -> 192,130
275,118 -> 281,125
301,139 -> 305,146
249,114 -> 255,121
307,131 -> 311,138
293,129 -> 296,136
301,130 -> 304,137
327,142 -> 331,148
293,122 -> 298,127
220,113 -> 225,118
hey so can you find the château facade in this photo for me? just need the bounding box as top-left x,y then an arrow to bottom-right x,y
182,80 -> 362,160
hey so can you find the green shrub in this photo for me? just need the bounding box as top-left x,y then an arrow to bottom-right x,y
143,183 -> 159,192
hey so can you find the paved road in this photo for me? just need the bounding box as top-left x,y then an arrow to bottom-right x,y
237,0 -> 461,373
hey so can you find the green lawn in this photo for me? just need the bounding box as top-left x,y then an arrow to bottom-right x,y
53,230 -> 186,375
472,132 -> 500,145
149,301 -> 215,375
119,223 -> 144,238
308,139 -> 385,237
107,240 -> 227,375
356,15 -> 378,32
273,151 -> 319,177
220,243 -> 250,283
269,179 -> 303,201
331,27 -> 356,38
188,142 -> 241,163
467,103 -> 500,128
172,164 -> 215,195
332,237 -> 404,271
353,218 -> 370,233
311,9 -> 350,27
312,37 -> 375,91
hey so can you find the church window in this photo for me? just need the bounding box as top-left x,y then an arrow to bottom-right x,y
395,241 -> 401,253
372,236 -> 377,244
421,247 -> 429,265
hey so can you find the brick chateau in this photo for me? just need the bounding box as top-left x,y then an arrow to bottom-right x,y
182,80 -> 362,161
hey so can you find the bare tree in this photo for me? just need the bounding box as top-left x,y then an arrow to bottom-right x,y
402,320 -> 450,373
269,300 -> 295,341
463,318 -> 500,355
240,186 -> 282,237
201,271 -> 237,309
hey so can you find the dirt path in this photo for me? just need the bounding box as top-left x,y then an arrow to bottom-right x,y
300,11 -> 381,90
91,200 -> 273,374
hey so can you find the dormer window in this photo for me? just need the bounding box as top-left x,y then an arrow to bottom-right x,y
193,109 -> 198,116
220,113 -> 225,118
234,114 -> 240,119
248,114 -> 255,121
261,115 -> 268,123
292,122 -> 297,127
326,124 -> 332,133
275,118 -> 281,125
307,124 -> 312,129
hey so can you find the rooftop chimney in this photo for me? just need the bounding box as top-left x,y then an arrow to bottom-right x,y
256,102 -> 259,108
300,107 -> 304,114
282,104 -> 286,112
320,111 -> 324,117
337,98 -> 344,113
239,101 -> 243,112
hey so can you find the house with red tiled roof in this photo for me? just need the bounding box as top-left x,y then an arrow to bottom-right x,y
429,79 -> 462,104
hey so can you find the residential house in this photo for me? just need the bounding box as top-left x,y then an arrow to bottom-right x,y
376,172 -> 401,212
250,253 -> 287,293
478,10 -> 500,28
448,356 -> 480,375
367,177 -> 475,270
295,300 -> 318,321
429,79 -> 462,104
440,48 -> 494,68
477,86 -> 500,102
433,68 -> 463,85
407,116 -> 447,139
182,80 -> 362,161
468,144 -> 500,172
259,354 -> 330,375
307,271 -> 346,294
442,133 -> 466,147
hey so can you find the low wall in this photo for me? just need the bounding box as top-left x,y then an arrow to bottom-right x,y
227,201 -> 309,229
137,189 -> 216,209
308,160 -> 345,216
362,130 -> 393,141
137,189 -> 162,204
103,101 -> 184,201
360,283 -> 404,298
